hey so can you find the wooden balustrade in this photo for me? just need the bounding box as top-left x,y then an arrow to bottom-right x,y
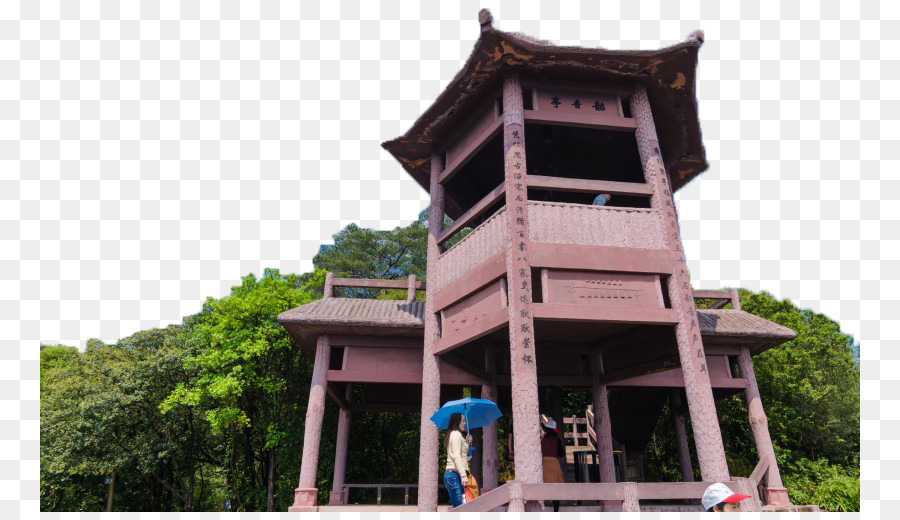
339,483 -> 444,506
527,175 -> 653,197
331,277 -> 426,291
437,182 -> 506,246
453,480 -> 744,512
692,288 -> 741,310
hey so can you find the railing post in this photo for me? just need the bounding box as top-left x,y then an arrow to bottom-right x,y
377,486 -> 381,505
507,481 -> 525,512
622,482 -> 640,512
404,486 -> 409,505
323,271 -> 334,299
734,477 -> 762,512
730,287 -> 741,310
407,274 -> 417,303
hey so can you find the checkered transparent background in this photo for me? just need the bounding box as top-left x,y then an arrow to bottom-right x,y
9,0 -> 892,518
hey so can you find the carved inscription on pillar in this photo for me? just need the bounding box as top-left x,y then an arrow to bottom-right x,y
506,140 -> 536,370
543,270 -> 663,308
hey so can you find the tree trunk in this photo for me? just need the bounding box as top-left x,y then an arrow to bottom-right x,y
105,469 -> 116,512
267,448 -> 276,511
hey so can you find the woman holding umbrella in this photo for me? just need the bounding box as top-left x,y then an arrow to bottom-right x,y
431,398 -> 502,508
443,413 -> 469,508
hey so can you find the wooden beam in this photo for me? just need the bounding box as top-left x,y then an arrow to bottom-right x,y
524,110 -> 637,131
528,175 -> 653,197
328,369 -> 421,384
530,243 -> 674,275
433,307 -> 509,356
521,483 -> 625,501
326,383 -> 350,410
596,326 -> 669,353
432,250 -> 506,312
533,303 -> 679,325
438,118 -> 503,185
598,356 -> 680,385
441,353 -> 490,386
328,335 -> 423,348
702,345 -> 742,356
707,299 -> 730,309
332,278 -> 426,290
749,456 -> 771,486
495,374 -> 594,387
452,481 -> 511,512
692,290 -> 733,300
523,77 -> 634,98
610,372 -> 748,389
636,481 -> 739,500
437,182 -> 506,246
349,403 -> 420,413
328,369 -> 482,386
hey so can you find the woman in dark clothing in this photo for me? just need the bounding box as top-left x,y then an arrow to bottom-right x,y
540,415 -> 566,512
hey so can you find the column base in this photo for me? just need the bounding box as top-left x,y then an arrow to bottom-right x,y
763,486 -> 791,507
289,487 -> 318,509
328,489 -> 347,505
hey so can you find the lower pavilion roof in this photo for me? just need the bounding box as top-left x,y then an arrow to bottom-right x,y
278,297 -> 796,358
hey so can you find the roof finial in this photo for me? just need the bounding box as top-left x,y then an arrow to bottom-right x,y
687,29 -> 704,44
478,8 -> 493,33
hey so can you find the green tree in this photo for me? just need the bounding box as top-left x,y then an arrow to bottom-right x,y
160,268 -> 313,511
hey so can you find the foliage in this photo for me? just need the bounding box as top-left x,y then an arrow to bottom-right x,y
159,268 -> 314,511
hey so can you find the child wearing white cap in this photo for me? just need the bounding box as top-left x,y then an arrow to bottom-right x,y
701,483 -> 750,512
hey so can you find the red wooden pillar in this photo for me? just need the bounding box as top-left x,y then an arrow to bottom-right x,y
738,346 -> 790,505
502,72 -> 543,509
328,384 -> 353,505
416,154 -> 444,512
669,390 -> 694,482
289,334 -> 331,510
630,84 -> 730,482
590,351 -> 616,483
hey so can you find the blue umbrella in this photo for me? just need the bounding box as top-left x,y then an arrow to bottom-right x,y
430,397 -> 502,430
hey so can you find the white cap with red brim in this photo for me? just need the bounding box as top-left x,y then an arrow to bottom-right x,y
701,483 -> 750,510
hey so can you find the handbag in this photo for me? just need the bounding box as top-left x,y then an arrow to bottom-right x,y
466,471 -> 480,498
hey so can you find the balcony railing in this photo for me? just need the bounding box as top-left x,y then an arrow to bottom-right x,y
433,206 -> 508,292
528,201 -> 667,250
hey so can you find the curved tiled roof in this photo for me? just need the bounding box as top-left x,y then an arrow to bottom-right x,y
279,298 -> 794,350
382,23 -> 708,219
697,309 -> 796,339
278,298 -> 426,327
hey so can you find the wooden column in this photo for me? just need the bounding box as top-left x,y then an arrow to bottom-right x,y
471,417 -> 484,489
502,72 -> 543,509
590,351 -> 616,483
329,384 -> 353,505
481,348 -> 499,491
738,346 -> 790,506
669,390 -> 694,482
416,154 -> 444,512
289,334 -> 331,510
630,84 -> 730,482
